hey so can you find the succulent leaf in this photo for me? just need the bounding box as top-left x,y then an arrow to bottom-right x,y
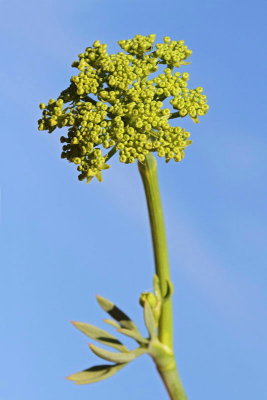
144,300 -> 157,339
96,295 -> 138,331
71,321 -> 128,352
67,363 -> 126,384
89,344 -> 146,363
103,319 -> 121,329
117,328 -> 149,345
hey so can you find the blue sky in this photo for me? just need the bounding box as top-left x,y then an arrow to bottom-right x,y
1,0 -> 267,399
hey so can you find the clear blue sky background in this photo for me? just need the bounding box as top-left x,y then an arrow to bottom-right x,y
1,0 -> 267,399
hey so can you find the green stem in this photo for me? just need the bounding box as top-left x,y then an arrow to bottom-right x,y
105,144 -> 117,162
138,154 -> 172,347
138,154 -> 187,400
156,363 -> 188,400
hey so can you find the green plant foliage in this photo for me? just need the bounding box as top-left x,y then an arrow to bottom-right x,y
71,321 -> 128,352
139,274 -> 164,326
68,277 -> 180,391
103,319 -> 121,329
96,295 -> 139,332
144,300 -> 158,340
68,296 -> 151,386
67,363 -> 126,384
38,34 -> 209,182
89,344 -> 147,363
117,327 -> 149,345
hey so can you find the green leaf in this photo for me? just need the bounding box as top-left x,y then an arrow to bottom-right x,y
96,295 -> 137,331
71,321 -> 128,352
67,363 -> 126,384
89,344 -> 147,363
117,328 -> 148,345
144,300 -> 157,339
103,319 -> 121,329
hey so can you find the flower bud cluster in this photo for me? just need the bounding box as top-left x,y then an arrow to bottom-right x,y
155,37 -> 192,67
170,86 -> 209,121
118,34 -> 156,56
38,34 -> 209,182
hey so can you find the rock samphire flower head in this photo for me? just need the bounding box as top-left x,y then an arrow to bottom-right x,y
38,34 -> 209,183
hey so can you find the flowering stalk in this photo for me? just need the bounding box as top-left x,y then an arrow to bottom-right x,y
138,154 -> 187,400
138,154 -> 173,347
38,34 -> 209,399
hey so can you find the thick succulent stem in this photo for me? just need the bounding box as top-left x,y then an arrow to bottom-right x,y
138,154 -> 187,400
156,364 -> 188,400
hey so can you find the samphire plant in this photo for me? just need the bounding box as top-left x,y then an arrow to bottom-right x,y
38,34 -> 209,400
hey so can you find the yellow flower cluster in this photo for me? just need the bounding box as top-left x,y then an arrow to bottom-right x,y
155,37 -> 192,67
38,34 -> 209,183
118,34 -> 156,56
